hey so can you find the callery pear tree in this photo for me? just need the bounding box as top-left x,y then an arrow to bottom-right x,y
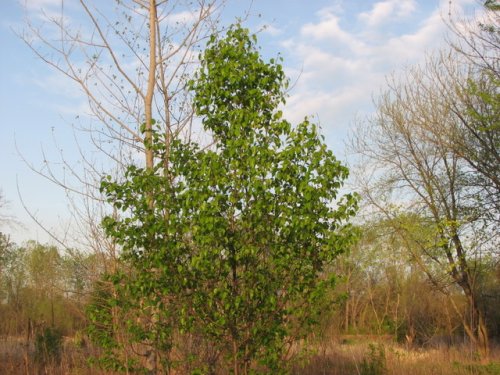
92,25 -> 358,374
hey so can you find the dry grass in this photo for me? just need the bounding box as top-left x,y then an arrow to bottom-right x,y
292,337 -> 500,375
2,335 -> 499,374
0,335 -> 110,375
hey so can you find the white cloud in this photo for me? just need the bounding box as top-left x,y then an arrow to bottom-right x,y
318,2 -> 345,17
20,0 -> 75,24
260,23 -> 282,36
300,11 -> 367,55
277,2 -> 458,145
358,0 -> 416,27
163,10 -> 198,25
21,0 -> 61,11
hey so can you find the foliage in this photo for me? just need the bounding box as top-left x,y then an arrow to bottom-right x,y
484,0 -> 500,11
454,361 -> 500,375
95,25 -> 358,373
35,326 -> 63,365
0,238 -> 95,336
351,41 -> 497,357
360,343 -> 387,375
86,277 -> 140,372
0,232 -> 25,306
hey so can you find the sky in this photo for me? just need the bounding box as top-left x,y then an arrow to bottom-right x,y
0,0 -> 483,245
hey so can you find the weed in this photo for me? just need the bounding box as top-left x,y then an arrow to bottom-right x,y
35,326 -> 63,365
360,343 -> 387,375
454,361 -> 500,375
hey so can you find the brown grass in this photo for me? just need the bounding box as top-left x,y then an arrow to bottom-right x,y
0,335 -> 110,375
1,335 -> 499,374
292,337 -> 500,375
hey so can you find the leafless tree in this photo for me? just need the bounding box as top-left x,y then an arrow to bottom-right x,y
19,2 -> 234,371
351,45 -> 497,358
18,0 -> 230,257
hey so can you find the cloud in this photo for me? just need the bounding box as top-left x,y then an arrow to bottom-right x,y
21,0 -> 60,11
300,10 -> 367,55
260,23 -> 282,36
373,9 -> 447,63
20,0 -> 75,24
276,2 -> 458,146
163,10 -> 198,25
21,0 -> 62,18
358,0 -> 416,27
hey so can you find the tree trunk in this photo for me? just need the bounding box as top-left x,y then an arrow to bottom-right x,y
145,0 -> 157,170
452,286 -> 490,360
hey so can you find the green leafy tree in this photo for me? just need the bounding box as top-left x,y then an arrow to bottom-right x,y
484,1 -> 500,12
0,235 -> 28,334
92,25 -> 358,374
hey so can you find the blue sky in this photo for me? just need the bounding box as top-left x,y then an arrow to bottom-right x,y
0,0 -> 481,244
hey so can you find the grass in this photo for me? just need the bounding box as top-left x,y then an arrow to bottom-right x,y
292,337 -> 500,375
0,335 -> 109,375
1,335 -> 499,374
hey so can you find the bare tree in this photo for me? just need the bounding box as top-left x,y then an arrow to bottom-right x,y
0,190 -> 19,229
443,3 -> 500,216
19,2 -> 232,371
18,0 -> 230,256
351,47 -> 496,358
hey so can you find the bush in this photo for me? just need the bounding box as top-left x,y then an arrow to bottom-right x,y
360,343 -> 387,375
35,326 -> 63,364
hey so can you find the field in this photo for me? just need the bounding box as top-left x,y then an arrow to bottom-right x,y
1,335 -> 499,375
293,336 -> 500,375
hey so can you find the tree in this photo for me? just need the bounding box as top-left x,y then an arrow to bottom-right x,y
351,6 -> 499,356
23,0 -> 226,169
0,190 -> 17,228
26,242 -> 63,327
93,25 -> 358,374
0,233 -> 27,332
443,3 -> 500,217
329,220 -> 461,346
351,46 -> 496,358
19,0 -> 231,277
21,2 -> 231,361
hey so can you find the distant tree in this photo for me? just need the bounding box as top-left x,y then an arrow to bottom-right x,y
26,242 -> 62,327
0,190 -> 17,228
330,220 -> 460,346
0,235 -> 28,334
351,48 -> 495,357
92,25 -> 358,374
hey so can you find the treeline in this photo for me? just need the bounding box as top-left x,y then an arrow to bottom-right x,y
0,233 -> 97,336
1,223 -> 499,351
328,222 -> 500,345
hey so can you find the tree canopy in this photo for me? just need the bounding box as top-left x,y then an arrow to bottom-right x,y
93,25 -> 358,374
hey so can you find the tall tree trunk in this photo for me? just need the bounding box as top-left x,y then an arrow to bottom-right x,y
451,232 -> 490,360
145,0 -> 158,170
450,279 -> 490,360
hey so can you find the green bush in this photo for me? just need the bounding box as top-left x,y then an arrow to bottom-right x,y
454,361 -> 500,375
35,326 -> 63,364
360,343 -> 387,375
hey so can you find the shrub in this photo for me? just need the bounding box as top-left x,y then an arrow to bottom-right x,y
35,326 -> 63,364
360,343 -> 387,375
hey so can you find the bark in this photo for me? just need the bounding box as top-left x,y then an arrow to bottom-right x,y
145,0 -> 158,170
